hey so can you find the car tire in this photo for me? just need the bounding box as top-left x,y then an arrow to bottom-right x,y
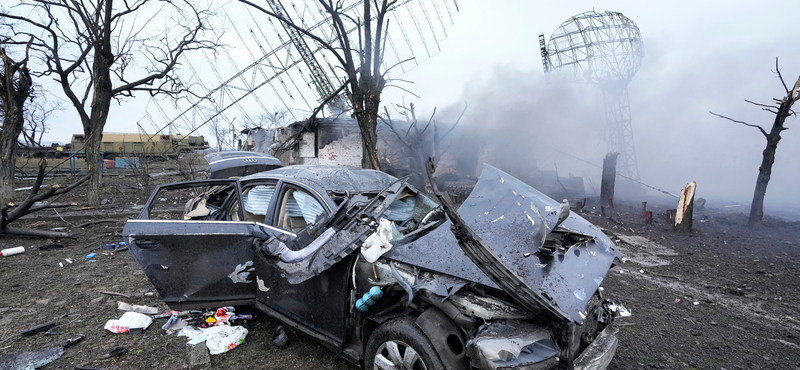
365,316 -> 445,370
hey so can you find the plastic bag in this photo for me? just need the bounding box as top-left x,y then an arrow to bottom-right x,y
203,325 -> 248,355
104,312 -> 153,333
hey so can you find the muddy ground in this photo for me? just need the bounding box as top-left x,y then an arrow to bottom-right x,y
1,161 -> 799,369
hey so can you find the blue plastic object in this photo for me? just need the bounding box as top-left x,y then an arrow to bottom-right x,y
355,298 -> 369,312
85,253 -> 96,258
369,286 -> 383,300
354,286 -> 384,312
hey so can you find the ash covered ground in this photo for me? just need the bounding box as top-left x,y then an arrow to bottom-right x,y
1,165 -> 799,370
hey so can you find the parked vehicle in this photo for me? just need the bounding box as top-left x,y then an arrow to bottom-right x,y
122,164 -> 629,370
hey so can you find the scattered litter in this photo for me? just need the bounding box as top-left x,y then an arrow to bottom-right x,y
272,325 -> 289,348
98,290 -> 131,299
639,269 -> 645,274
99,347 -> 128,360
44,328 -> 57,335
523,253 -> 531,257
0,347 -> 63,369
59,262 -> 63,268
178,324 -> 248,355
104,312 -> 153,334
0,246 -> 25,257
161,315 -> 189,334
116,301 -> 159,315
63,335 -> 85,347
187,333 -> 209,346
38,244 -> 64,251
85,253 -> 96,259
674,299 -> 681,303
21,322 -> 56,336
101,243 -> 118,250
693,301 -> 700,306
65,258 -> 73,264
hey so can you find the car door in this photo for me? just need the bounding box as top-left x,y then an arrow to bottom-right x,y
253,181 -> 349,344
254,178 -> 408,346
123,179 -> 279,310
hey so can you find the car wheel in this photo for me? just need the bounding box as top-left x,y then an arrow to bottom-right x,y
365,317 -> 445,370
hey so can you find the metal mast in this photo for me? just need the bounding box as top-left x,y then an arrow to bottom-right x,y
603,85 -> 639,180
538,34 -> 549,74
264,0 -> 348,113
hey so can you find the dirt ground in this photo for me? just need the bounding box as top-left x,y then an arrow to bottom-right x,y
1,160 -> 799,369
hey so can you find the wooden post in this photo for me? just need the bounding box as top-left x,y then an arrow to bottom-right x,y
600,152 -> 619,217
645,211 -> 653,224
674,181 -> 696,233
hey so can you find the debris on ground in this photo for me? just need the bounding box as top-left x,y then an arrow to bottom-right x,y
0,347 -> 64,369
116,301 -> 159,315
0,246 -> 25,257
98,347 -> 128,360
272,325 -> 289,348
104,312 -> 152,334
20,322 -> 56,336
38,243 -> 63,251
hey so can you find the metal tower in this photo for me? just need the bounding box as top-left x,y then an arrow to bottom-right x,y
140,0 -> 458,150
542,11 -> 645,180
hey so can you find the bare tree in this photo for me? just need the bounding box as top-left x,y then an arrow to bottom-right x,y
207,118 -> 230,151
1,158 -> 89,238
710,59 -> 800,226
380,102 -> 466,189
1,0 -> 219,205
240,0 -> 406,170
0,43 -> 33,207
20,97 -> 59,149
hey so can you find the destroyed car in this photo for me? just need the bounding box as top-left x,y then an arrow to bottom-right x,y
123,164 -> 630,370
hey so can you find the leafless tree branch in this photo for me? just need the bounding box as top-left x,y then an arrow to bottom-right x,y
710,111 -> 768,138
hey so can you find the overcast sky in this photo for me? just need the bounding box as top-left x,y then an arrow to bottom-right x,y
21,0 -> 800,208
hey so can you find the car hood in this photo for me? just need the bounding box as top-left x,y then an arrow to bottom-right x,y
384,165 -> 621,324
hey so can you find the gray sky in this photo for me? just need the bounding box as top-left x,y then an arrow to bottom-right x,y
25,0 -> 800,206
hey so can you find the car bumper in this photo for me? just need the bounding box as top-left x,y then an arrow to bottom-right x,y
573,324 -> 619,370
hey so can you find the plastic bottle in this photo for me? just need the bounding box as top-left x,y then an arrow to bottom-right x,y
0,246 -> 25,256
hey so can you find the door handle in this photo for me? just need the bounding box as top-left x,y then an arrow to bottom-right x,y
135,239 -> 159,250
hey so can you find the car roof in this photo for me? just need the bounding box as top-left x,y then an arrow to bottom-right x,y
242,165 -> 396,193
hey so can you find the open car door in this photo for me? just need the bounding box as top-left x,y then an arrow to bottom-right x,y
123,179 -> 263,310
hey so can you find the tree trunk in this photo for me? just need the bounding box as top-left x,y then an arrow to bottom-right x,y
84,3 -> 115,206
674,181 -> 695,233
0,49 -> 32,207
355,79 -> 384,170
0,109 -> 23,206
747,72 -> 799,226
600,152 -> 619,216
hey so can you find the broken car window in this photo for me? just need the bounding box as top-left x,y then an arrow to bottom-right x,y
241,185 -> 275,222
277,188 -> 325,232
146,185 -> 235,220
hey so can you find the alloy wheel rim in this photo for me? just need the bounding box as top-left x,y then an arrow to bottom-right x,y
373,340 -> 428,370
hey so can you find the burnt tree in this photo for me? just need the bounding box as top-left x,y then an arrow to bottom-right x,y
240,0 -> 407,170
710,59 -> 800,226
600,152 -> 619,216
1,0 -> 218,205
0,44 -> 33,207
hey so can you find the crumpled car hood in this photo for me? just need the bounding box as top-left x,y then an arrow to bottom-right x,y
384,165 -> 621,323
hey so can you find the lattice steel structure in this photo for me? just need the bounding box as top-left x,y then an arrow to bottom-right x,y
142,0 -> 458,150
544,11 -> 644,180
